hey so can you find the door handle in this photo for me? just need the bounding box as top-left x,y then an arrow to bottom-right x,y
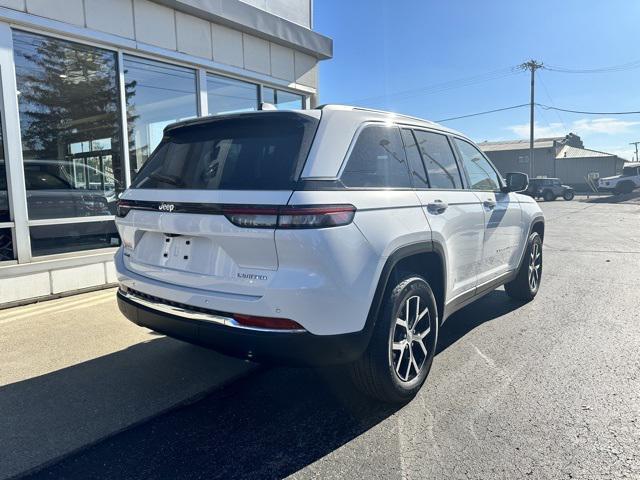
427,200 -> 448,214
483,199 -> 497,209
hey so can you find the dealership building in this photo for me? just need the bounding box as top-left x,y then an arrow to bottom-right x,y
0,0 -> 332,306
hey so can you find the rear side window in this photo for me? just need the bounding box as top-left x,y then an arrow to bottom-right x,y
401,129 -> 429,188
340,125 -> 411,188
413,130 -> 462,189
131,113 -> 318,190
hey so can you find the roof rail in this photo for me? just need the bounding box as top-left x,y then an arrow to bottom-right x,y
316,104 -> 439,126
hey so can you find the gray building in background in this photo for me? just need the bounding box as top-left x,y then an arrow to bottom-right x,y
0,0 -> 332,306
479,133 -> 626,190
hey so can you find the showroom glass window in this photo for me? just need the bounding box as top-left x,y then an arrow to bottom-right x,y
13,30 -> 123,255
0,112 -> 14,261
207,74 -> 258,115
263,87 -> 304,109
123,56 -> 197,177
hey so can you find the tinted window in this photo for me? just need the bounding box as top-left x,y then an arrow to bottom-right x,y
413,130 -> 462,189
30,222 -> 120,256
401,129 -> 428,188
341,125 -> 411,188
0,228 -> 13,262
24,167 -> 71,190
454,138 -> 501,191
622,166 -> 638,176
131,113 -> 318,190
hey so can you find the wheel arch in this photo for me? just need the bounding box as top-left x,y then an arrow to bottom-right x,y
530,217 -> 545,242
365,242 -> 447,336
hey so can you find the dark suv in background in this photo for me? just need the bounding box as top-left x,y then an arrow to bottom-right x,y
525,177 -> 575,201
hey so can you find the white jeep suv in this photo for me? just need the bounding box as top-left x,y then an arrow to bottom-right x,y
115,105 -> 544,403
598,163 -> 640,194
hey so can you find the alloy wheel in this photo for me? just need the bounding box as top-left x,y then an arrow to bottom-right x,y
391,295 -> 432,382
528,242 -> 542,291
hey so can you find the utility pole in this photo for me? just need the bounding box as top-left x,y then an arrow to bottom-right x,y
629,141 -> 640,163
519,60 -> 544,178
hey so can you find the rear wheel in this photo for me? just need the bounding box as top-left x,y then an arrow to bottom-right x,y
543,190 -> 555,201
350,276 -> 438,403
618,181 -> 635,194
563,190 -> 575,201
505,232 -> 542,302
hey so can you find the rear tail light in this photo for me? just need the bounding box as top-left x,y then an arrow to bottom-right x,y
116,200 -> 133,218
232,313 -> 305,331
221,206 -> 279,228
223,204 -> 356,229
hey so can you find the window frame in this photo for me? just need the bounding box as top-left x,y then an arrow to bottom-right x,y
451,136 -> 505,192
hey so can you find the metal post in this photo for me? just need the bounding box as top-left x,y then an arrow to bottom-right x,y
197,68 -> 209,117
117,52 -> 132,188
0,24 -> 31,263
529,66 -> 535,178
520,60 -> 543,179
630,141 -> 640,163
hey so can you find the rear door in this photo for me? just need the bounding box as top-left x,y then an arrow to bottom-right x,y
452,137 -> 523,284
404,128 -> 485,303
116,112 -> 319,297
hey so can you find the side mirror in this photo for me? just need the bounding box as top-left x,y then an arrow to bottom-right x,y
503,172 -> 529,192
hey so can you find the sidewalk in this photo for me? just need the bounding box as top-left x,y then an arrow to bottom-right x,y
0,289 -> 255,479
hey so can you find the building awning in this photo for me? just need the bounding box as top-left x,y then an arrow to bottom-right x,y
155,0 -> 333,60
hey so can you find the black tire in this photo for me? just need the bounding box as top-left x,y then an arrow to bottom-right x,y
563,190 -> 575,201
618,181 -> 635,194
543,190 -> 555,201
350,275 -> 438,403
505,232 -> 542,302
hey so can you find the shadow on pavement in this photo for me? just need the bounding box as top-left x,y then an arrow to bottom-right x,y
581,191 -> 640,204
0,337 -> 251,480
22,290 -> 521,480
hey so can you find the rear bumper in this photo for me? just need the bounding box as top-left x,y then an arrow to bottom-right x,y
117,289 -> 369,366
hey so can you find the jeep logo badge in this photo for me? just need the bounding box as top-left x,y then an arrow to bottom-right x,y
158,203 -> 175,212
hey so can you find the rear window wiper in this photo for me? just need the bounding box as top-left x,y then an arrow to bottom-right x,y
149,172 -> 184,187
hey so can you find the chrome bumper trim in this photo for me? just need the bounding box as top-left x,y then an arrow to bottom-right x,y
119,289 -> 305,333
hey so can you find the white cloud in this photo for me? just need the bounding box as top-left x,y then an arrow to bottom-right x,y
571,118 -> 640,135
507,122 -> 565,138
507,117 -> 640,138
593,146 -> 635,161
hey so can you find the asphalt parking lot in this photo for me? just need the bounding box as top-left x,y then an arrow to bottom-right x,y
9,194 -> 640,480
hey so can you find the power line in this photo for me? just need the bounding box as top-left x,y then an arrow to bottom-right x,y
344,66 -> 522,105
538,73 -> 567,131
545,60 -> 640,74
537,103 -> 640,115
436,102 -> 640,124
436,103 -> 529,122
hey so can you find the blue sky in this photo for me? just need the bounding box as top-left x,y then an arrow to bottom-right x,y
315,0 -> 640,160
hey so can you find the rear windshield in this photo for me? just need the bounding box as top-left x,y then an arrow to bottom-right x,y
131,113 -> 319,190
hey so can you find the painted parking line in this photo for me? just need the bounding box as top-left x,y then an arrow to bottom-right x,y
0,290 -> 116,325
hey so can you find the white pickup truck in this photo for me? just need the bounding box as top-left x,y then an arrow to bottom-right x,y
598,163 -> 640,194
